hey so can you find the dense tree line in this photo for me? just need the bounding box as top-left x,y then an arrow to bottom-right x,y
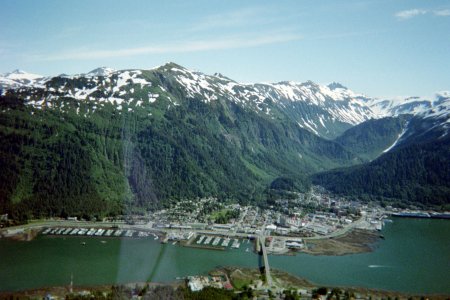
0,85 -> 365,221
2,72 -> 447,220
313,135 -> 450,209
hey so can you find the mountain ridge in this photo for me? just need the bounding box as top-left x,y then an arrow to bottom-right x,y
0,63 -> 449,219
1,63 -> 448,140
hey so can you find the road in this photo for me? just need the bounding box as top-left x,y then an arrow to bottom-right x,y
1,215 -> 369,244
302,215 -> 368,240
258,235 -> 273,287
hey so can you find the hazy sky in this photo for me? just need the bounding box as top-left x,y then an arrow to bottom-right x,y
1,0 -> 449,98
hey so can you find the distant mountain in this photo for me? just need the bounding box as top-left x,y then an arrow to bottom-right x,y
0,69 -> 46,89
0,62 -> 449,218
366,93 -> 449,119
316,91 -> 449,209
86,67 -> 117,77
0,63 -> 364,219
1,63 -> 376,139
313,125 -> 450,209
1,63 -> 447,140
334,116 -> 411,162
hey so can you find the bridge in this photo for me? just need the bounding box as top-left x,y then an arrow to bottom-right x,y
257,235 -> 273,286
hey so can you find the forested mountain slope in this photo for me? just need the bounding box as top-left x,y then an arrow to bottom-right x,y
0,64 -> 363,220
314,118 -> 450,209
0,63 -> 448,218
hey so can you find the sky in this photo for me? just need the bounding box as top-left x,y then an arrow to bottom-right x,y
1,0 -> 449,98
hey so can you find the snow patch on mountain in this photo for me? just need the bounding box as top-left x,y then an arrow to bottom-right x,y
0,70 -> 46,89
1,64 -> 448,139
87,67 -> 116,77
4,69 -> 43,81
382,123 -> 409,153
366,93 -> 449,122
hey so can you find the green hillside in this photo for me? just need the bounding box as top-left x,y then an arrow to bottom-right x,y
313,134 -> 450,209
334,116 -> 410,161
0,81 -> 359,220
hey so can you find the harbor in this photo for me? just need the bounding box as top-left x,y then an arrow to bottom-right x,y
41,227 -> 159,240
39,226 -> 248,252
188,234 -> 244,250
0,218 -> 449,294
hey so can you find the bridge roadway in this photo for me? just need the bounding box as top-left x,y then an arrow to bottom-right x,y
258,235 -> 273,286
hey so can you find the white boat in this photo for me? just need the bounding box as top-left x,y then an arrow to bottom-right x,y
221,238 -> 230,247
212,237 -> 221,246
63,228 -> 73,235
77,228 -> 87,235
42,228 -> 51,235
196,235 -> 205,244
204,236 -> 212,244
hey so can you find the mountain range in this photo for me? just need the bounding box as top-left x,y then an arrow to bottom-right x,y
0,63 -> 449,219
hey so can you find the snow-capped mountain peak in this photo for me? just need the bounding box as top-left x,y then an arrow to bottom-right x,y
327,82 -> 348,90
1,63 -> 448,139
86,67 -> 116,77
436,91 -> 450,98
0,69 -> 45,90
3,69 -> 43,80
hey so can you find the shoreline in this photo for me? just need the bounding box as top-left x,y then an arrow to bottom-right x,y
1,221 -> 382,256
1,221 -> 449,297
1,266 -> 449,299
299,228 -> 382,256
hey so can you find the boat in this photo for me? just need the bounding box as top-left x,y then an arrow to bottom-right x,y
63,228 -> 73,235
196,235 -> 205,244
42,228 -> 52,235
212,237 -> 221,246
81,242 -> 86,245
221,238 -> 230,247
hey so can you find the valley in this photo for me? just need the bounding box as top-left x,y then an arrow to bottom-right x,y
2,1 -> 450,298
1,63 -> 449,223
0,63 -> 449,298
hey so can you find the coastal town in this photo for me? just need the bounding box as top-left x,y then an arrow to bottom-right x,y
1,187 -> 387,243
2,186 -> 448,247
3,186 -> 445,253
1,187 -> 449,299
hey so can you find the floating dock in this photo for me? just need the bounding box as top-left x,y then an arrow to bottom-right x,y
40,227 -> 160,239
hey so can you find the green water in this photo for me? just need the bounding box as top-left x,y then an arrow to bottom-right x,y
0,218 -> 449,294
